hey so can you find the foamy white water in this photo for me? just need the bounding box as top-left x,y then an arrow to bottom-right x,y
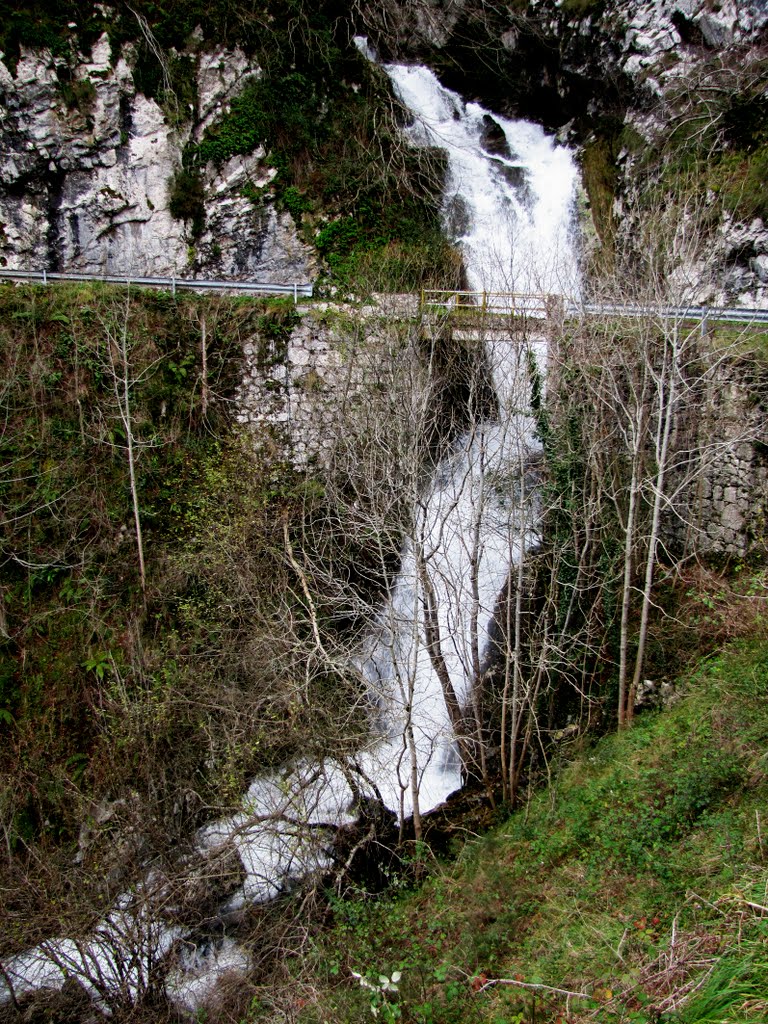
384,62 -> 580,295
350,337 -> 545,817
1,54 -> 580,1015
2,890 -> 183,1009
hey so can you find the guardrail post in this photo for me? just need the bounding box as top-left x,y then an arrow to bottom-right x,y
42,268 -> 47,286
172,277 -> 176,298
700,313 -> 708,338
293,283 -> 297,304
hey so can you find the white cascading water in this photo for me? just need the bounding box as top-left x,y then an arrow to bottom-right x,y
383,59 -> 580,297
1,59 -> 580,1013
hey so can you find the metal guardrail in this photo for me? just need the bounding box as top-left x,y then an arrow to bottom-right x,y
0,268 -> 314,301
569,301 -> 768,326
2,275 -> 766,323
420,289 -> 768,326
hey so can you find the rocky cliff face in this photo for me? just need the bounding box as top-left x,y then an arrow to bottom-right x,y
359,0 -> 768,128
1,1 -> 766,302
0,32 -> 314,282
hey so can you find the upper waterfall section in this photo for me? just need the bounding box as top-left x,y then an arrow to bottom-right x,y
375,54 -> 581,297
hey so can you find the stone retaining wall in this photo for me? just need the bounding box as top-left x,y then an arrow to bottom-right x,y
234,306 -> 390,466
670,361 -> 767,557
235,307 -> 768,555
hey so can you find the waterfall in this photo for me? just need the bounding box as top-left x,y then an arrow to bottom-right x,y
383,60 -> 580,296
1,57 -> 580,1014
188,55 -> 580,896
341,54 -> 580,815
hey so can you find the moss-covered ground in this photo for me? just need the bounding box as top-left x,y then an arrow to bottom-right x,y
297,617 -> 768,1024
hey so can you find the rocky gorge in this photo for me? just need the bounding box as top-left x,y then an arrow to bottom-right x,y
357,0 -> 768,305
1,1 -> 767,302
0,2 -> 767,1022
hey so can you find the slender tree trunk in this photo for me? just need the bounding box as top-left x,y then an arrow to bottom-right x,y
389,588 -> 423,843
617,443 -> 640,729
417,552 -> 470,769
200,314 -> 209,418
499,568 -> 514,805
118,318 -> 146,601
405,707 -> 422,842
507,448 -> 527,802
628,335 -> 678,725
468,428 -> 492,798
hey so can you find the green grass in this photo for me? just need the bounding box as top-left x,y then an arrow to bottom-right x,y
297,627 -> 768,1024
707,323 -> 768,365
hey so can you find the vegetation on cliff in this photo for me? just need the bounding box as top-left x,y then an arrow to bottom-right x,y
0,0 -> 461,293
5,0 -> 463,293
0,1 -> 767,1021
0,285 -> 341,870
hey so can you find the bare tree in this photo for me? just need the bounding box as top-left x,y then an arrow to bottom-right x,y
97,296 -> 160,601
544,189 -> 764,729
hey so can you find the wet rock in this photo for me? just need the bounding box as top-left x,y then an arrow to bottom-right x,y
634,678 -> 678,710
166,937 -> 252,1019
166,846 -> 248,927
491,161 -> 533,206
331,796 -> 400,892
445,193 -> 470,238
479,114 -> 512,158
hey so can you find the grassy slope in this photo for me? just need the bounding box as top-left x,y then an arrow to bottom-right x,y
301,623 -> 768,1024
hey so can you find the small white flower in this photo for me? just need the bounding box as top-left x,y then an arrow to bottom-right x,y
352,970 -> 377,992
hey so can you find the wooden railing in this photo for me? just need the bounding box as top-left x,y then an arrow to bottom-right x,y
419,289 -> 559,317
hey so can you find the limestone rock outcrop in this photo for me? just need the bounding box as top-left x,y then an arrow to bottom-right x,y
0,33 -> 314,284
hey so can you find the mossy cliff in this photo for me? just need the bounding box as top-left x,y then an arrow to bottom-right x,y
2,0 -> 766,299
0,0 -> 459,293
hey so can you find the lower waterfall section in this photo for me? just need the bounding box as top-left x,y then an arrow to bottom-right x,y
198,336 -> 547,894
0,54 -> 581,1015
0,330 -> 548,1013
